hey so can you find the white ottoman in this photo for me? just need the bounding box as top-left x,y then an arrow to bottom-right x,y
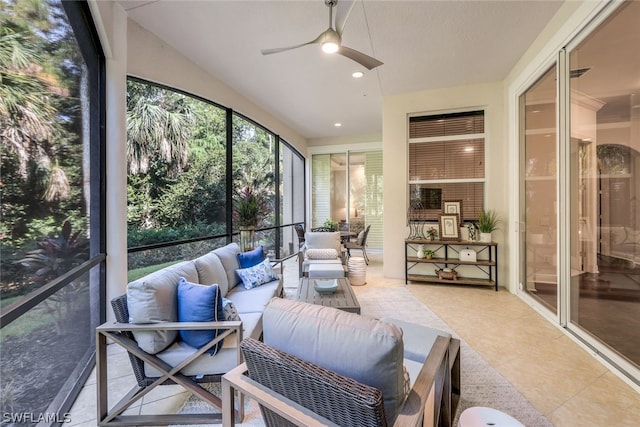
458,407 -> 524,427
308,262 -> 345,278
348,256 -> 367,285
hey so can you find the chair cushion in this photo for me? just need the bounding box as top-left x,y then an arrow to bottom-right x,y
304,231 -> 342,254
126,261 -> 198,354
236,258 -> 279,290
177,278 -> 225,355
237,245 -> 265,268
357,230 -> 365,245
194,250 -> 229,296
263,298 -> 405,425
213,243 -> 242,289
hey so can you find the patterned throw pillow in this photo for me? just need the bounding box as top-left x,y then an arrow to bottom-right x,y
222,297 -> 241,321
305,248 -> 338,260
236,258 -> 279,290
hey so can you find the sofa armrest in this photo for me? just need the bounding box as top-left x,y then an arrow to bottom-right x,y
97,320 -> 242,333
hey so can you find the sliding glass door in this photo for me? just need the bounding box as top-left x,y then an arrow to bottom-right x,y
520,65 -> 559,313
519,0 -> 640,377
567,1 -> 640,368
311,150 -> 383,249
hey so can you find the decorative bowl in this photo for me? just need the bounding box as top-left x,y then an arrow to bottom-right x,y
314,279 -> 339,294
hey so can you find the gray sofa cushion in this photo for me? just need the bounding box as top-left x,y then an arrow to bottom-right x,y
226,280 -> 281,314
126,261 -> 199,354
213,243 -> 241,290
194,250 -> 229,296
262,298 -> 405,425
143,311 -> 263,377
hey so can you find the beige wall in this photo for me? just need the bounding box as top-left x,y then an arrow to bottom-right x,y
382,83 -> 507,282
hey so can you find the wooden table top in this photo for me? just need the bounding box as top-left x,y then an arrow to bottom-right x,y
297,277 -> 360,314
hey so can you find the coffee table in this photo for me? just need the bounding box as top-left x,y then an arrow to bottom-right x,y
297,277 -> 360,314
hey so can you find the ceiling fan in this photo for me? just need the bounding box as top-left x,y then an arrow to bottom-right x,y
261,0 -> 383,70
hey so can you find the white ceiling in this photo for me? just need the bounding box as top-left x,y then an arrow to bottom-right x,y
119,0 -> 564,140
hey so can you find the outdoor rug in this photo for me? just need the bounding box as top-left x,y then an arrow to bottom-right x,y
173,285 -> 552,426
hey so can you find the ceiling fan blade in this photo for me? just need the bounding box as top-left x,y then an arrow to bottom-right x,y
335,0 -> 357,35
338,45 -> 383,70
261,39 -> 318,56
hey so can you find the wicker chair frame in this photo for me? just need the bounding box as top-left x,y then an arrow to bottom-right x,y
222,335 -> 458,427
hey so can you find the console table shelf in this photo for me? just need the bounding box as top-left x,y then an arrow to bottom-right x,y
405,239 -> 498,291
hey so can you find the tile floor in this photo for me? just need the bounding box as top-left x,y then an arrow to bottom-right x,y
69,257 -> 640,426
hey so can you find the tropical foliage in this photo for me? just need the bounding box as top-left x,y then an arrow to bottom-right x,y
1,0 -> 86,296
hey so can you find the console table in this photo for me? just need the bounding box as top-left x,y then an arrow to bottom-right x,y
405,239 -> 498,291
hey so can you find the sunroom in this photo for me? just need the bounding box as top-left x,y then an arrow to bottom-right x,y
1,0 -> 639,425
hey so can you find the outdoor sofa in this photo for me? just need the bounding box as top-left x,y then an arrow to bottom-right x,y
96,242 -> 283,426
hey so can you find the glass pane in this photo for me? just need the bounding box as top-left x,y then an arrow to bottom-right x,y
349,153 -> 366,236
126,80 -> 227,248
521,65 -> 558,313
232,114 -> 276,231
569,1 -> 640,367
1,0 -> 102,419
1,268 -> 95,421
311,154 -> 331,228
363,151 -> 383,249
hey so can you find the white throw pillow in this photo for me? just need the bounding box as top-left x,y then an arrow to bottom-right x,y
306,248 -> 338,260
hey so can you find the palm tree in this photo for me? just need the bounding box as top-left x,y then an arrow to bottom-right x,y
0,28 -> 56,177
126,80 -> 195,176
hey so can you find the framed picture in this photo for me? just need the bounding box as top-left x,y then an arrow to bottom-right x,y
442,200 -> 463,216
439,214 -> 460,240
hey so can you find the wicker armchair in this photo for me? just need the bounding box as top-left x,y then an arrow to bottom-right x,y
222,335 -> 455,427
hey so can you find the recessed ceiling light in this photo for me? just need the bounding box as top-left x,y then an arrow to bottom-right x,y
334,123 -> 342,127
352,71 -> 364,78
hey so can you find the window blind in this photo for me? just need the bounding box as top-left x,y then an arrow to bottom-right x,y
408,111 -> 485,221
409,110 -> 484,138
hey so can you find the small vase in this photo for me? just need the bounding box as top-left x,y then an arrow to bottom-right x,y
416,244 -> 425,259
239,226 -> 256,251
479,232 -> 492,243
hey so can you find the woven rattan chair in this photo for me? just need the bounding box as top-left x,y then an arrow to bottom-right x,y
294,224 -> 305,249
345,224 -> 371,264
96,295 -> 244,426
222,336 -> 454,427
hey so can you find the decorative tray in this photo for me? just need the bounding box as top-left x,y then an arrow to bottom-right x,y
314,279 -> 339,294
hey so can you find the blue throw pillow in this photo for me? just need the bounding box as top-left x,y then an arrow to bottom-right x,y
177,278 -> 225,355
236,258 -> 279,290
237,246 -> 265,269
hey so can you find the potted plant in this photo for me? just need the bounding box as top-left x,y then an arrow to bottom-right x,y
423,249 -> 435,260
323,218 -> 339,232
477,209 -> 501,242
425,226 -> 438,241
234,186 -> 268,251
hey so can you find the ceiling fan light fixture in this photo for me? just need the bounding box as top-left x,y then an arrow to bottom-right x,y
322,41 -> 340,54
